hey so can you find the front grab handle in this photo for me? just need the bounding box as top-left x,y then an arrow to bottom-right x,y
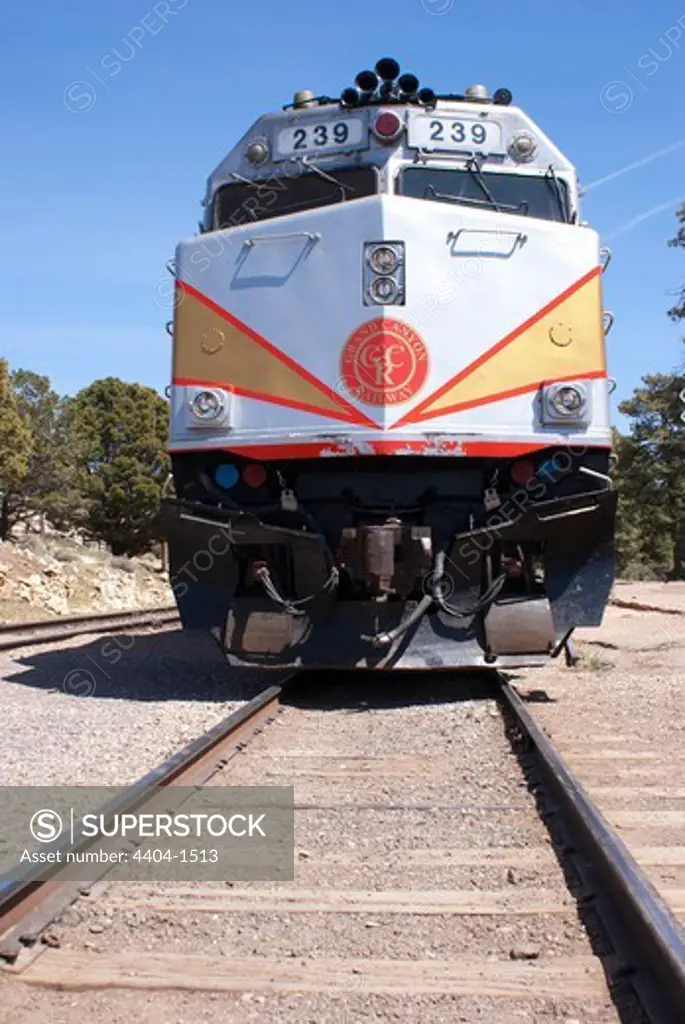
243,231 -> 321,248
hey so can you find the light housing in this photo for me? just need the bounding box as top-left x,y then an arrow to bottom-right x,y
215,463 -> 240,489
369,276 -> 400,305
493,87 -> 513,106
368,244 -> 400,275
292,90 -> 316,109
245,139 -> 270,165
372,110 -> 403,141
190,390 -> 224,419
185,387 -> 232,429
363,241 -> 405,306
242,463 -> 268,488
509,131 -> 537,162
510,459 -> 536,485
542,381 -> 591,425
552,387 -> 584,414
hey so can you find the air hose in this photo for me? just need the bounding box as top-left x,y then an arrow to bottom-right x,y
362,548 -> 507,648
430,550 -> 506,619
255,564 -> 339,617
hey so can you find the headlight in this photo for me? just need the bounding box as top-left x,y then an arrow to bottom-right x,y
190,390 -> 224,419
508,131 -> 537,162
551,386 -> 584,415
542,381 -> 590,424
369,276 -> 400,304
244,138 -> 270,165
368,245 -> 400,275
363,241 -> 405,306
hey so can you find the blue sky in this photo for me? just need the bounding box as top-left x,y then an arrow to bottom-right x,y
1,0 -> 684,426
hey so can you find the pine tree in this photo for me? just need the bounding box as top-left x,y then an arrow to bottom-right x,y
667,201 -> 685,325
611,430 -> 650,579
3,370 -> 81,535
69,378 -> 169,555
0,360 -> 31,539
617,374 -> 685,579
612,206 -> 685,578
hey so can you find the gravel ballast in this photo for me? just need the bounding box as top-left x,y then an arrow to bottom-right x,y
9,678 -> 638,1024
0,626 -> 267,786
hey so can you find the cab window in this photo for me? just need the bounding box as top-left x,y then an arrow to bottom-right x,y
213,167 -> 377,230
399,166 -> 570,223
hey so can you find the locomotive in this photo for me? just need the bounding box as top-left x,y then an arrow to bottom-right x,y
164,59 -> 616,670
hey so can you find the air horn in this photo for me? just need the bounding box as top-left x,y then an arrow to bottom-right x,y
340,87 -> 360,108
397,73 -> 419,102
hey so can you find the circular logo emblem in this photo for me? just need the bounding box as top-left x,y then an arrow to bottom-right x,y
30,809 -> 63,843
340,318 -> 429,406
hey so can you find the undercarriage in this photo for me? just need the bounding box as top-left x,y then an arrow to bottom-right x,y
164,448 -> 616,669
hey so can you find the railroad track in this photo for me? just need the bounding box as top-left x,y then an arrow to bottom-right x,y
609,598 -> 685,617
1,673 -> 683,1023
499,679 -> 685,1023
0,684 -> 283,961
0,607 -> 180,651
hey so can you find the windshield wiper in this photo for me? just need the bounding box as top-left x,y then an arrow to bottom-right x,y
465,157 -> 500,211
228,172 -> 271,220
423,183 -> 525,215
545,165 -> 567,222
298,157 -> 357,202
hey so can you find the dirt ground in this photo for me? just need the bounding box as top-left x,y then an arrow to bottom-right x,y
0,535 -> 173,621
612,579 -> 685,612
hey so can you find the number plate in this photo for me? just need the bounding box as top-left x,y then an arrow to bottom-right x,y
275,118 -> 366,158
408,115 -> 503,153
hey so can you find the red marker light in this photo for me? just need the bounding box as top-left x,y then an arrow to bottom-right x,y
242,463 -> 268,488
510,459 -> 536,485
373,111 -> 402,141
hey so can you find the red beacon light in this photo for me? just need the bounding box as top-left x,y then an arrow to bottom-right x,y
372,110 -> 403,142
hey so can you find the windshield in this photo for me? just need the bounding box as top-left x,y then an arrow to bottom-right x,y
213,167 -> 377,229
400,167 -> 570,223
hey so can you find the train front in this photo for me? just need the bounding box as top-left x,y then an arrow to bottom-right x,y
165,60 -> 616,670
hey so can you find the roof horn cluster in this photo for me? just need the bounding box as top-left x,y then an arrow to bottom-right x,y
287,61 -> 513,111
340,58 -> 436,108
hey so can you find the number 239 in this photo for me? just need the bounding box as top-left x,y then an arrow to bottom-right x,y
430,120 -> 487,146
293,123 -> 350,149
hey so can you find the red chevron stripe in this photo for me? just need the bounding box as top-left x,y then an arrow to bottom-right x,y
177,281 -> 379,428
393,266 -> 602,428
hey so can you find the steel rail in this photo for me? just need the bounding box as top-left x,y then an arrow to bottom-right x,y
498,676 -> 685,1024
0,683 -> 283,959
609,597 -> 684,617
0,606 -> 179,651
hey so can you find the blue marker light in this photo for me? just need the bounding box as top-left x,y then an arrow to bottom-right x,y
215,463 -> 240,489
